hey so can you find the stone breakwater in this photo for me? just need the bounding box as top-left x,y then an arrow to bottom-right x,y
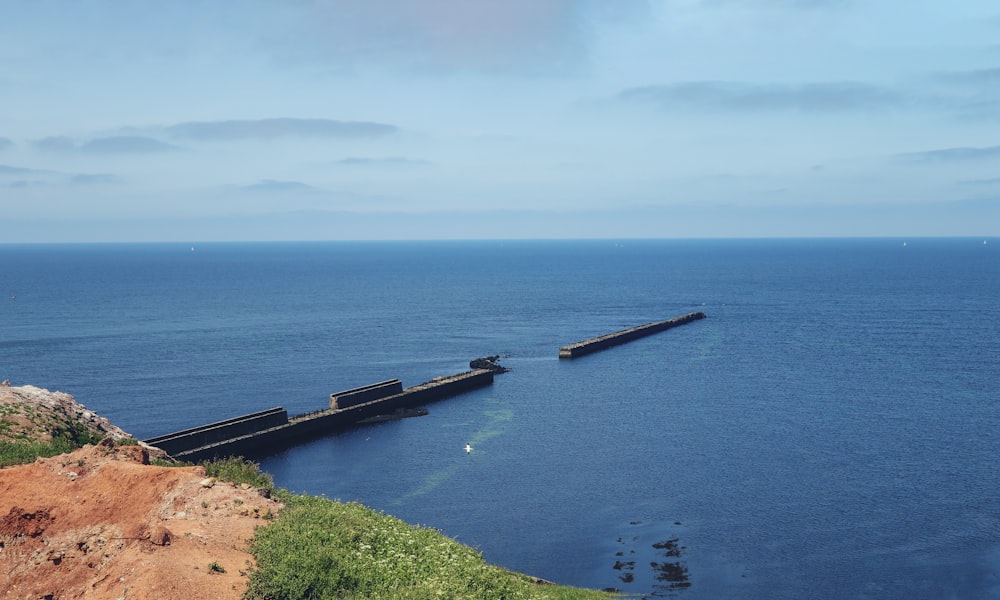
558,312 -> 707,359
146,369 -> 497,462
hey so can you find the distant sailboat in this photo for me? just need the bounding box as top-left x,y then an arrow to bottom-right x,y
465,443 -> 472,454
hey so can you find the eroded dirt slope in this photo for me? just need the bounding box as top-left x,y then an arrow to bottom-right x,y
0,438 -> 282,599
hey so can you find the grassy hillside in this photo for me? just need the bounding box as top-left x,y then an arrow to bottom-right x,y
205,458 -> 612,600
245,491 -> 612,600
0,384 -> 132,466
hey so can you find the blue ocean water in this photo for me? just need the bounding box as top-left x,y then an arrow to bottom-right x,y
1,239 -> 998,599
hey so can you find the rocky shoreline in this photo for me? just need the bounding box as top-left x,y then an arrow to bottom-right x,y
0,382 -> 133,445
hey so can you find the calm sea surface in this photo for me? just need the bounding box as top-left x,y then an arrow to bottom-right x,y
2,239 -> 998,599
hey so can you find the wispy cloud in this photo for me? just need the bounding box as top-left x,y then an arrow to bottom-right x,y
959,176 -> 1000,186
334,156 -> 431,167
242,179 -> 316,192
0,137 -> 12,151
5,180 -> 47,189
928,67 -> 1000,120
80,136 -> 180,154
619,81 -> 903,113
70,173 -> 121,185
263,1 -> 650,75
935,66 -> 1000,87
166,118 -> 398,141
26,118 -> 398,156
32,136 -> 76,153
0,164 -> 51,176
1,163 -> 120,186
898,145 -> 1000,162
31,135 -> 179,154
949,98 -> 1000,121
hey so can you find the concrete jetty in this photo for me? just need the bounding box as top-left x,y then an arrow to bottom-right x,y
145,369 -> 495,462
143,407 -> 288,457
559,311 -> 706,359
330,379 -> 403,409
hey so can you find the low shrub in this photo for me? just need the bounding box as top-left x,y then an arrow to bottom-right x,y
202,456 -> 275,495
0,437 -> 79,467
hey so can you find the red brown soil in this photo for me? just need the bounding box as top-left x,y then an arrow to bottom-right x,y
0,441 -> 282,600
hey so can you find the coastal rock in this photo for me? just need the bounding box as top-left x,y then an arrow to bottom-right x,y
148,524 -> 172,546
469,355 -> 510,373
0,384 -> 133,445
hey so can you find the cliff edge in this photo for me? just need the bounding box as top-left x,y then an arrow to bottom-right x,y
0,384 -> 282,600
0,382 -> 132,447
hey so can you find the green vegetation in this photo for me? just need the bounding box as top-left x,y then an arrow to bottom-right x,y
0,436 -> 79,467
196,457 -> 609,598
201,456 -> 275,496
209,561 -> 227,574
0,401 -> 108,467
0,422 -> 106,467
243,492 -> 611,600
64,421 -> 106,447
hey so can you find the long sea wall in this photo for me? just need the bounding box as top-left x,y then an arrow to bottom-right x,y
330,379 -> 403,409
148,369 -> 494,462
142,407 -> 289,457
559,311 -> 706,359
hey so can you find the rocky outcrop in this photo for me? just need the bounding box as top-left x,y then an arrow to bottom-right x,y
0,384 -> 134,445
469,355 -> 510,373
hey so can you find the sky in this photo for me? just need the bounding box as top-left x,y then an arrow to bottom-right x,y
1,0 -> 999,242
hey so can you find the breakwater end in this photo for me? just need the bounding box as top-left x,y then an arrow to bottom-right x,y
559,311 -> 706,359
145,369 -> 496,462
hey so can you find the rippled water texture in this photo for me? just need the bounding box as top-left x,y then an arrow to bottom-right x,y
3,239 -> 998,598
